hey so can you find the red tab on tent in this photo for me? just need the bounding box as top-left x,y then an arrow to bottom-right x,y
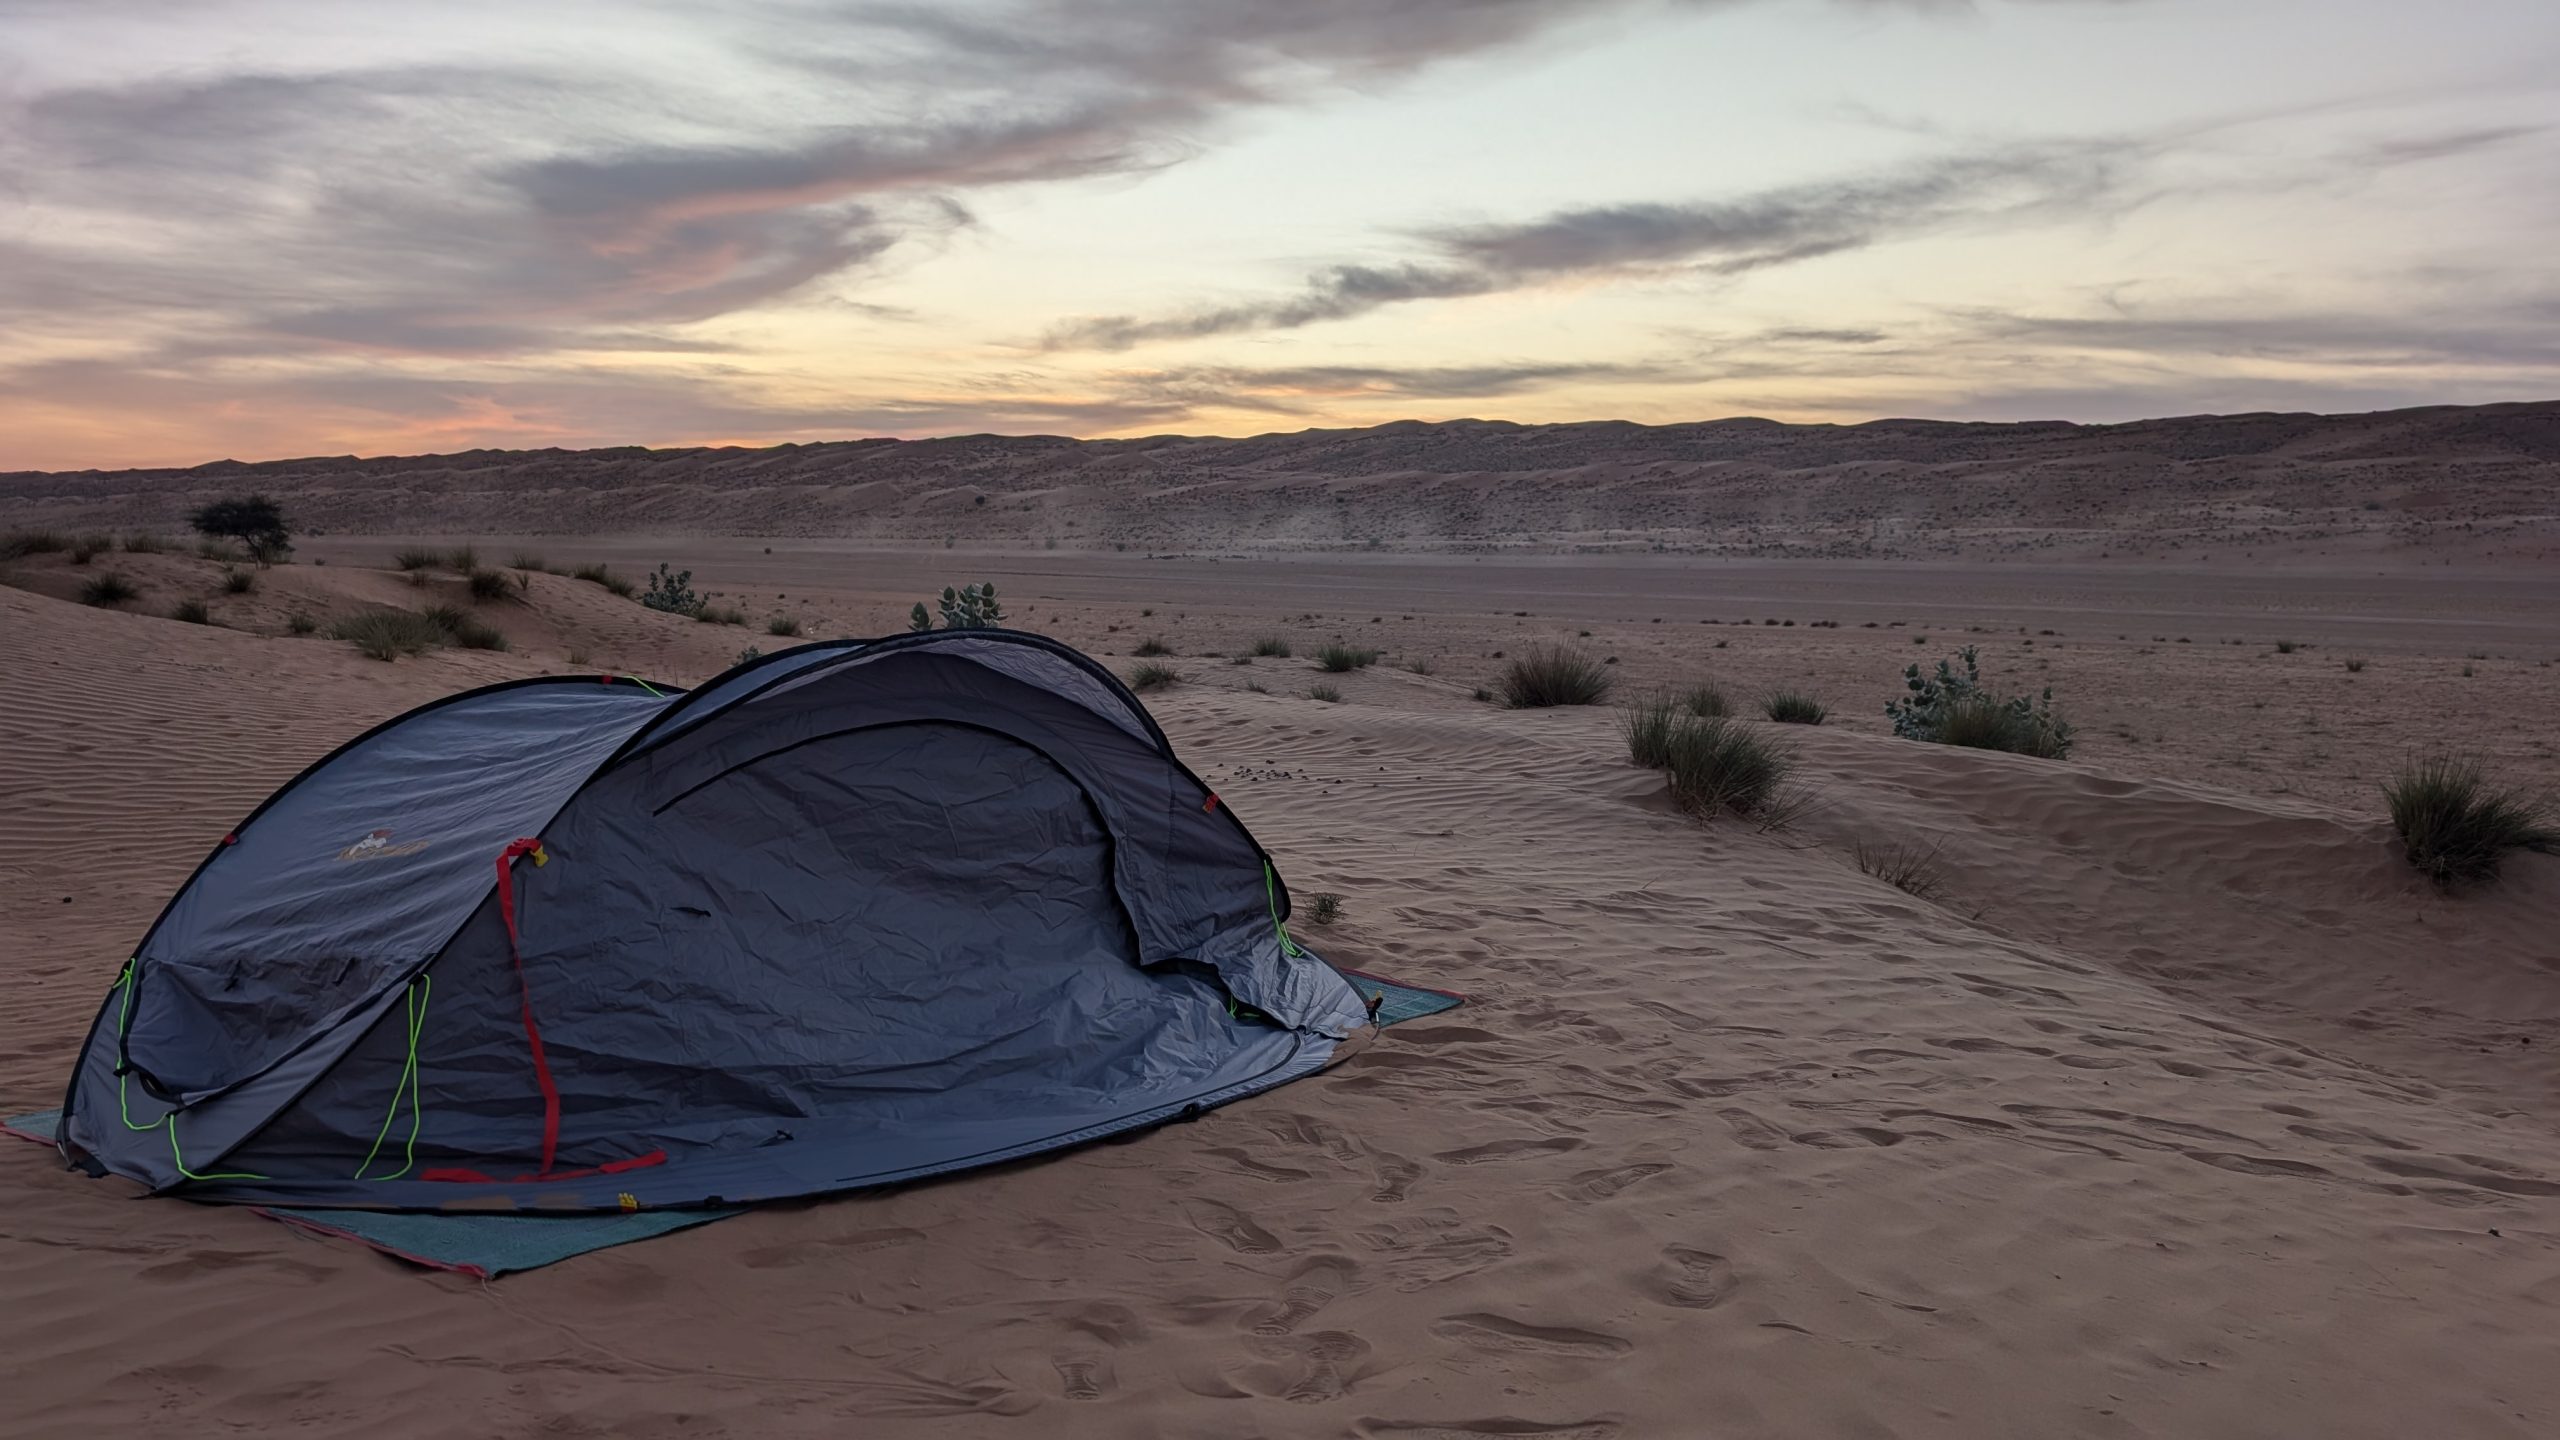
1202,793 -> 1221,813
494,837 -> 561,1176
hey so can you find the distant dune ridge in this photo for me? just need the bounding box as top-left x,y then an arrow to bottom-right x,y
6,400 -> 2557,562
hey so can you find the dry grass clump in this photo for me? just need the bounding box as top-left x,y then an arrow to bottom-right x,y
394,547 -> 440,573
120,533 -> 167,554
466,567 -> 517,602
1128,661 -> 1180,692
571,562 -> 635,597
1250,636 -> 1292,658
287,612 -> 318,635
194,537 -> 240,562
509,551 -> 547,573
78,572 -> 140,607
332,609 -> 448,660
445,544 -> 480,572
171,599 -> 212,625
1308,683 -> 1345,703
1499,644 -> 1612,707
2,529 -> 69,559
1622,697 -> 1797,821
1316,642 -> 1379,672
68,534 -> 114,564
1852,837 -> 1949,902
768,614 -> 804,637
221,568 -> 256,595
1761,690 -> 1827,724
2384,755 -> 2554,888
1680,682 -> 1731,718
1133,636 -> 1174,657
1309,893 -> 1343,926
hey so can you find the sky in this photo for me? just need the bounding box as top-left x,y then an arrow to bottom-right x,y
2,0 -> 2555,470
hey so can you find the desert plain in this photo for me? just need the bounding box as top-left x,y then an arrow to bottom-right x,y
3,407 -> 2558,1438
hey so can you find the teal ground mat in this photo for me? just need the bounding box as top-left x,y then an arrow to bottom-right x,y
2,972 -> 1462,1278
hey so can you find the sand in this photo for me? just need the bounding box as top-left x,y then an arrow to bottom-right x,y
3,542 -> 2558,1438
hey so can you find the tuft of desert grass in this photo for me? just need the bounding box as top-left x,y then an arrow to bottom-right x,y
331,609 -> 447,660
171,599 -> 211,625
1658,715 -> 1795,820
1133,636 -> 1174,657
509,551 -> 547,573
466,568 -> 516,603
1762,691 -> 1827,725
2384,754 -> 2554,888
1852,836 -> 1949,902
1128,661 -> 1180,691
1931,695 -> 2071,758
1,529 -> 68,560
78,572 -> 140,607
1250,636 -> 1292,658
1309,893 -> 1342,926
394,547 -> 440,573
286,612 -> 318,635
1315,642 -> 1379,673
1499,644 -> 1612,707
68,534 -> 113,565
120,532 -> 167,555
445,544 -> 479,572
1308,683 -> 1344,703
1680,681 -> 1731,718
221,567 -> 255,595
768,614 -> 803,637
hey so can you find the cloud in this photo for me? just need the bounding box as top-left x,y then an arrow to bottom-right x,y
1040,141 -> 2135,349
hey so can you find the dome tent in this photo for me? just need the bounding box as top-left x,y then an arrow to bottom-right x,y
58,630 -> 1369,1212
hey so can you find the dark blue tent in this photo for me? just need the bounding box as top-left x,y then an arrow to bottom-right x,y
58,630 -> 1368,1211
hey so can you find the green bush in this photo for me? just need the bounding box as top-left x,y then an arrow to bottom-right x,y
639,563 -> 699,614
1886,645 -> 2067,755
1630,711 -> 1796,820
1499,645 -> 1612,707
1315,642 -> 1379,673
735,646 -> 763,666
467,568 -> 516,602
1309,684 -> 1344,703
1129,662 -> 1180,692
1763,691 -> 1826,724
79,572 -> 139,606
911,582 -> 1005,630
1681,682 -> 1731,718
1250,636 -> 1292,658
2385,755 -> 2554,887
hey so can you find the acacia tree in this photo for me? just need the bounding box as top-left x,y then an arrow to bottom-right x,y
189,494 -> 293,565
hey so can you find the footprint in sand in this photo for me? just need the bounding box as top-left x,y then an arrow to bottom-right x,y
1053,1352 -> 1114,1401
1429,1312 -> 1632,1358
1434,1136 -> 1584,1165
1253,1257 -> 1356,1336
1717,1108 -> 1790,1151
1181,1197 -> 1282,1254
1559,1163 -> 1672,1200
1371,1151 -> 1422,1203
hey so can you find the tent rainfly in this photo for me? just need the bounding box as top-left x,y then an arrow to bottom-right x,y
57,630 -> 1368,1211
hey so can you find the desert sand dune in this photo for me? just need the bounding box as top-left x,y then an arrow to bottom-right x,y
2,554 -> 2557,1437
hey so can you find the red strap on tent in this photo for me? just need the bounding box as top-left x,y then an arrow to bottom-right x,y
419,1149 -> 666,1186
494,837 -> 561,1176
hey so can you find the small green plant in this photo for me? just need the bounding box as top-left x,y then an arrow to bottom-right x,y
330,609 -> 447,660
79,572 -> 139,607
1885,645 -> 2069,756
467,568 -> 515,603
768,614 -> 803,637
1499,644 -> 1612,707
395,547 -> 440,573
2384,755 -> 2554,887
171,599 -> 211,625
735,646 -> 764,666
1853,836 -> 1948,902
1681,682 -> 1730,718
1309,683 -> 1344,703
1315,642 -> 1379,672
120,532 -> 166,554
1129,661 -> 1180,691
189,494 -> 292,564
287,611 -> 318,635
221,567 -> 255,595
1251,636 -> 1292,658
1628,710 -> 1797,820
1762,691 -> 1827,725
68,534 -> 112,564
1133,636 -> 1174,657
1309,893 -> 1343,926
639,563 -> 700,614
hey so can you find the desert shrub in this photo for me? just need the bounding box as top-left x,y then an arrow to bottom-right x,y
768,614 -> 803,637
1404,656 -> 1435,675
2384,755 -> 2554,887
194,537 -> 240,562
171,599 -> 211,625
1250,636 -> 1292,658
79,572 -> 139,606
712,606 -> 747,625
2344,657 -> 2367,673
1471,687 -> 1493,702
1762,691 -> 1827,725
466,568 -> 516,602
1853,837 -> 1948,901
735,646 -> 763,666
442,613 -> 509,651
120,532 -> 167,554
1681,681 -> 1731,718
189,494 -> 292,563
1309,683 -> 1344,703
910,582 -> 1005,631
1498,644 -> 1611,707
2275,639 -> 2298,654
1129,662 -> 1180,692
509,551 -> 546,573
68,533 -> 113,564
1244,680 -> 1269,694
1621,695 -> 1686,770
1315,642 -> 1379,673
573,562 -> 635,598
221,567 -> 255,594
444,544 -> 479,572
395,547 -> 440,572
286,611 -> 318,635
0,529 -> 68,559
1133,636 -> 1173,657
1309,893 -> 1343,926
1885,645 -> 2070,756
1645,713 -> 1795,819
639,563 -> 699,614
331,610 -> 447,661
